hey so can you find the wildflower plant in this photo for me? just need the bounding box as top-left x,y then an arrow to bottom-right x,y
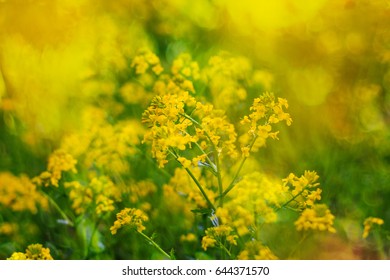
0,47 -> 341,260
116,50 -> 337,259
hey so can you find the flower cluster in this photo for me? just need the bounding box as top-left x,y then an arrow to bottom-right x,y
281,171 -> 336,233
110,208 -> 149,234
171,53 -> 200,80
0,172 -> 48,213
201,225 -> 238,251
65,176 -> 121,216
142,89 -> 197,168
61,108 -> 145,174
282,171 -> 322,206
0,222 -> 18,235
7,244 -> 53,260
203,52 -> 252,109
362,217 -> 384,239
294,204 -> 336,233
240,92 -> 292,155
34,149 -> 77,187
131,49 -> 164,75
193,104 -> 238,160
237,240 -> 278,260
216,172 -> 288,236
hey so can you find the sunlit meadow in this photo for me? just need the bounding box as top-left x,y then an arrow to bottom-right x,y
0,0 -> 389,260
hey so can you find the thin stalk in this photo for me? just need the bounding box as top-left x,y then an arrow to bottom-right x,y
137,231 -> 172,259
193,141 -> 217,173
218,240 -> 232,258
85,216 -> 103,259
221,134 -> 258,198
184,167 -> 216,211
275,189 -> 306,213
168,149 -> 216,211
41,191 -> 74,227
181,113 -> 224,205
214,151 -> 223,207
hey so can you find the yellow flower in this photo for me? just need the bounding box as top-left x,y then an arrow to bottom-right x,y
0,172 -> 48,213
201,225 -> 237,251
110,208 -> 149,234
8,244 -> 53,260
25,244 -> 53,260
131,49 -> 164,75
240,145 -> 250,158
362,217 -> 384,239
7,252 -> 27,260
240,92 -> 292,152
180,233 -> 197,243
282,171 -> 321,199
238,240 -> 278,260
295,204 -> 336,233
0,222 -> 18,235
201,235 -> 217,251
203,52 -> 252,109
177,157 -> 192,169
65,176 -> 121,216
34,149 -> 77,187
171,53 -> 200,80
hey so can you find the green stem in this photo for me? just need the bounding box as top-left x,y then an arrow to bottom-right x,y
168,150 -> 216,211
275,189 -> 306,212
41,191 -> 74,227
193,141 -> 217,173
214,149 -> 223,207
184,167 -> 216,211
221,134 -> 258,198
218,240 -> 232,258
181,113 -> 223,206
137,231 -> 172,259
85,216 -> 103,259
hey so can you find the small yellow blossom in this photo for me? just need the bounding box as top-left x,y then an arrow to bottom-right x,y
238,240 -> 278,260
110,208 -> 149,234
282,171 -> 321,199
7,252 -> 27,260
34,149 -> 77,187
201,235 -> 217,251
240,92 -> 292,152
201,225 -> 238,251
362,217 -> 384,239
180,233 -> 198,243
177,157 -> 192,169
65,176 -> 121,216
0,222 -> 18,235
295,204 -> 336,233
131,49 -> 164,75
241,146 -> 250,158
171,53 -> 200,80
8,244 -> 53,260
0,172 -> 48,213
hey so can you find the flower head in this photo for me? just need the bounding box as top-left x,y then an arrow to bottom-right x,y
362,217 -> 384,239
8,244 -> 53,260
295,204 -> 336,233
110,208 -> 149,234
